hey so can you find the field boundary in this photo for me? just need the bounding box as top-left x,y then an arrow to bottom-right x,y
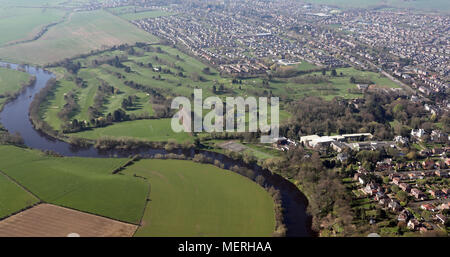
130,163 -> 152,237
0,170 -> 42,221
111,155 -> 140,174
1,11 -> 71,48
0,203 -> 138,237
0,170 -> 42,202
0,168 -> 141,226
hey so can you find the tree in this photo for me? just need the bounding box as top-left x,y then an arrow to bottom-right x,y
396,190 -> 408,203
202,67 -> 211,75
391,185 -> 400,193
255,175 -> 265,186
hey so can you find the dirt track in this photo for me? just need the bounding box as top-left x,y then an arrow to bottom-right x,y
0,204 -> 137,237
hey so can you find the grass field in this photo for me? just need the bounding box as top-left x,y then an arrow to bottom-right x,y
271,67 -> 400,100
0,67 -> 31,95
0,10 -> 158,65
0,172 -> 39,219
116,10 -> 174,21
0,145 -> 148,224
303,0 -> 450,12
122,159 -> 275,236
0,67 -> 31,108
73,119 -> 193,143
0,145 -> 275,236
0,7 -> 66,46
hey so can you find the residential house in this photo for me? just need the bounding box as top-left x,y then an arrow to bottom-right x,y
392,177 -> 401,185
411,129 -> 427,140
398,209 -> 411,222
407,219 -> 421,230
364,182 -> 378,196
420,204 -> 436,212
411,188 -> 426,200
337,152 -> 349,162
422,159 -> 435,170
435,170 -> 449,178
428,189 -> 443,198
399,183 -> 411,192
388,200 -> 402,212
435,214 -> 447,224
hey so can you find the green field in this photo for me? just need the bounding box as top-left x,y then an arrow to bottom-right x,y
0,10 -> 157,65
294,61 -> 319,71
303,0 -> 450,12
0,145 -> 275,236
0,145 -> 148,224
0,7 -> 66,46
0,67 -> 31,108
269,67 -> 400,100
0,67 -> 31,95
123,159 -> 275,236
73,119 -> 193,143
0,172 -> 39,219
116,10 -> 174,21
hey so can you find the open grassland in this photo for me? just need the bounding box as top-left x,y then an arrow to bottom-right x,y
205,140 -> 282,161
0,7 -> 66,47
107,6 -> 175,21
0,67 -> 31,108
303,0 -> 450,12
0,172 -> 39,219
0,145 -> 275,236
0,0 -> 67,6
73,119 -> 193,143
0,10 -> 157,65
118,10 -> 174,21
271,67 -> 400,100
0,145 -> 148,224
0,67 -> 30,95
122,159 -> 275,237
0,204 -> 137,237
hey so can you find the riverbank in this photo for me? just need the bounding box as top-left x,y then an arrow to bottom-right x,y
0,62 -> 312,236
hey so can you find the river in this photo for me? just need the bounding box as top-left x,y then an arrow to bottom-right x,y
0,62 -> 312,236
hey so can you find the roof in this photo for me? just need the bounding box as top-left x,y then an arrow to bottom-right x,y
312,137 -> 335,143
300,135 -> 320,142
341,133 -> 373,137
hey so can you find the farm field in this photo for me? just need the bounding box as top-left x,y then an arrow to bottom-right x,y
0,145 -> 276,236
0,204 -> 138,237
0,7 -> 66,47
73,118 -> 193,143
0,67 -> 31,95
0,67 -> 32,108
0,10 -> 158,65
122,159 -> 275,236
303,0 -> 450,12
0,145 -> 149,224
0,172 -> 39,219
118,10 -> 174,21
109,7 -> 175,21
